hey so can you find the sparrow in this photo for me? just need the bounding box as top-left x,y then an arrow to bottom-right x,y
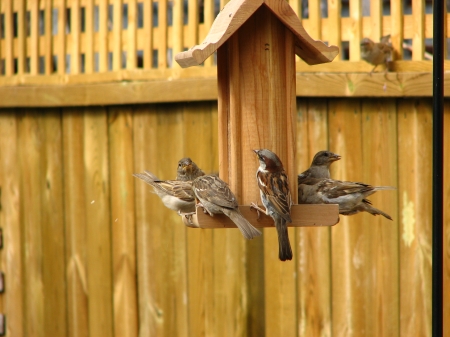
252,149 -> 293,261
176,157 -> 205,181
133,170 -> 196,214
298,177 -> 394,220
192,175 -> 262,240
360,35 -> 393,73
297,150 -> 341,183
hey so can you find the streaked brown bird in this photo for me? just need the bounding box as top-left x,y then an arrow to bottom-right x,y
360,35 -> 393,73
176,157 -> 205,181
298,177 -> 395,220
252,149 -> 293,261
133,170 -> 196,214
192,174 -> 262,240
298,150 -> 341,183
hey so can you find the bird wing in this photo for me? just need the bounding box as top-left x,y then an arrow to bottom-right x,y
192,175 -> 238,208
133,172 -> 195,202
257,170 -> 292,221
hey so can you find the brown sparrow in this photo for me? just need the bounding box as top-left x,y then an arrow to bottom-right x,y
252,149 -> 293,261
298,150 -> 341,183
298,177 -> 394,220
133,170 -> 196,214
360,35 -> 393,73
176,157 -> 205,181
192,174 -> 262,240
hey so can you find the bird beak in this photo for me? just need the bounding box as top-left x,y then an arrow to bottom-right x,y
183,163 -> 192,172
252,149 -> 260,158
330,154 -> 341,162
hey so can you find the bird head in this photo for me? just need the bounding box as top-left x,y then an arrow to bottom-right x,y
253,149 -> 284,172
311,151 -> 341,167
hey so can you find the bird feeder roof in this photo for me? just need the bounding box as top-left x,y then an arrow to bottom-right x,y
175,0 -> 339,68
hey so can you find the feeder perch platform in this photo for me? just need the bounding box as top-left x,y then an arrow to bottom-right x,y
182,204 -> 339,229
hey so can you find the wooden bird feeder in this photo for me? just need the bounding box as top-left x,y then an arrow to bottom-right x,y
175,0 -> 340,229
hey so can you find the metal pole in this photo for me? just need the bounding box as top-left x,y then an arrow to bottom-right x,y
432,0 -> 444,334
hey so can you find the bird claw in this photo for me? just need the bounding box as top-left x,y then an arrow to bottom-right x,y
180,211 -> 196,226
250,202 -> 266,221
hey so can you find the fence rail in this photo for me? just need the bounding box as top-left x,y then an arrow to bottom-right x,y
0,0 -> 448,84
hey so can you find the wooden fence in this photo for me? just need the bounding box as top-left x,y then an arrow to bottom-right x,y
0,98 -> 449,337
0,0 -> 449,106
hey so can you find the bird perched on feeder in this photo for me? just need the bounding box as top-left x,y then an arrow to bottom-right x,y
192,174 -> 262,240
297,150 -> 341,183
133,170 -> 196,214
252,149 -> 293,261
297,177 -> 395,220
133,157 -> 205,224
176,157 -> 205,181
360,35 -> 393,73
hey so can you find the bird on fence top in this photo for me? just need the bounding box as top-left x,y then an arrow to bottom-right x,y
252,149 -> 293,261
192,174 -> 262,240
297,150 -> 341,183
360,35 -> 393,73
133,157 -> 205,226
176,157 -> 205,181
297,177 -> 395,220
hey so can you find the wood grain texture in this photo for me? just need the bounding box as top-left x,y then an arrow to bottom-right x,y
398,99 -> 432,337
329,99 -> 367,337
133,105 -> 189,337
62,109 -> 89,337
295,98 -> 332,337
188,204 -> 339,228
360,98 -> 399,336
174,0 -> 338,67
0,111 -> 24,337
108,108 -> 138,337
84,108 -> 114,337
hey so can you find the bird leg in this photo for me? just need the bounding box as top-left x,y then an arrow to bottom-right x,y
250,202 -> 266,220
179,211 -> 196,226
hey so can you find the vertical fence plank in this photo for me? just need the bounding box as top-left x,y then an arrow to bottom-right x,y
349,0 -> 362,60
30,0 -> 39,74
44,0 -> 52,74
84,108 -> 114,337
127,0 -> 137,69
398,99 -> 432,337
133,105 -> 189,337
72,0 -> 81,74
17,0 -> 26,75
370,0 -> 382,40
296,98 -> 331,337
41,110 -> 68,336
143,0 -> 153,69
18,112 -> 45,337
62,109 -> 89,337
113,0 -> 122,71
99,0 -> 109,71
0,112 -> 24,337
172,0 -> 183,64
327,0 -> 341,59
85,0 -> 94,73
328,99 -> 367,336
109,107 -> 139,337
308,0 -> 322,40
57,0 -> 67,74
4,0 -> 13,75
202,0 -> 214,66
390,0 -> 403,60
361,99 -> 399,336
158,0 -> 168,68
187,0 -> 199,47
412,0 -> 425,60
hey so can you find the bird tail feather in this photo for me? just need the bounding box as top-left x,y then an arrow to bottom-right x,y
225,209 -> 262,240
275,218 -> 292,261
364,202 -> 393,220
